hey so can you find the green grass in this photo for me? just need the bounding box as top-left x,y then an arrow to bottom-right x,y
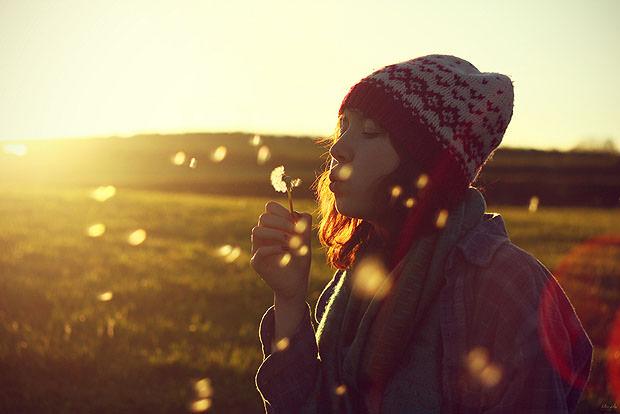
0,185 -> 618,412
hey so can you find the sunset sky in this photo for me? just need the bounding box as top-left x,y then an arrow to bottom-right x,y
1,0 -> 618,150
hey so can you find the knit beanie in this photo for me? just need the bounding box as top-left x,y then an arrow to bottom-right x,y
337,54 -> 514,268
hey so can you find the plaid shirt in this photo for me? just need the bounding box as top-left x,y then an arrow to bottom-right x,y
255,213 -> 593,413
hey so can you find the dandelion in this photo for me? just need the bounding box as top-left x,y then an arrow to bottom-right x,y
270,165 -> 302,214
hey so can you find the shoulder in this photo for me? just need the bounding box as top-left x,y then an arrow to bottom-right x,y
314,269 -> 346,325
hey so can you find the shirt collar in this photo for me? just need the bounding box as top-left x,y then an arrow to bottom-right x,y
448,212 -> 510,269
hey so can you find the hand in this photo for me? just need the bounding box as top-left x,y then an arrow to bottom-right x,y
250,201 -> 312,302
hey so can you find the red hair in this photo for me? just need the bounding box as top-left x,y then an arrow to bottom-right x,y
310,113 -> 469,271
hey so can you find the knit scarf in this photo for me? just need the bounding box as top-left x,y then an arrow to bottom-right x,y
315,186 -> 487,413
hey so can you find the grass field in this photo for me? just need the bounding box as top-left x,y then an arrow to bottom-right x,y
1,184 -> 618,413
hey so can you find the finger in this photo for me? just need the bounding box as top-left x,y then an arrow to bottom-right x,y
251,245 -> 285,265
258,212 -> 295,233
265,201 -> 294,220
252,227 -> 289,251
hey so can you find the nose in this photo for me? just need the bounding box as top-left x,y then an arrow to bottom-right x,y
329,134 -> 351,166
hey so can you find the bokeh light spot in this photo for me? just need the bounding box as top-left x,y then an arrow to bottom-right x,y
416,173 -> 429,189
189,157 -> 198,169
529,196 -> 539,212
171,151 -> 187,166
257,145 -> 271,165
351,255 -> 391,299
336,165 -> 353,181
435,209 -> 449,228
279,252 -> 292,267
90,185 -> 116,202
98,291 -> 113,302
127,229 -> 147,246
210,146 -> 227,162
404,197 -> 416,208
250,134 -> 262,146
86,223 -> 106,237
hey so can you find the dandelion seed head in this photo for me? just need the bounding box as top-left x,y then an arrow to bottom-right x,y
91,185 -> 116,202
257,145 -> 271,165
270,166 -> 288,193
86,223 -> 106,237
210,146 -> 227,162
128,229 -> 147,246
172,151 -> 187,166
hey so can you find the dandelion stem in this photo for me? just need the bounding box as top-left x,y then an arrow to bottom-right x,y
287,189 -> 294,214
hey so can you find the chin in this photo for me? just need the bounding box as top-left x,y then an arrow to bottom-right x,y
335,198 -> 367,220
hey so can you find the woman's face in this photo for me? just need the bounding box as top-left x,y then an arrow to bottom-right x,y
329,107 -> 401,221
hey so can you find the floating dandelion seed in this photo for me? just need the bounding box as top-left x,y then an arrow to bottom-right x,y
435,209 -> 449,228
223,246 -> 241,263
274,337 -> 290,351
189,398 -> 212,412
466,347 -> 489,374
404,197 -> 416,208
279,252 -> 292,267
86,223 -> 106,237
128,229 -> 147,246
172,151 -> 187,166
480,364 -> 502,387
250,134 -> 262,146
336,165 -> 353,181
90,185 -> 116,202
390,185 -> 402,199
334,384 -> 347,396
416,173 -> 429,189
189,157 -> 198,169
194,378 -> 213,399
352,256 -> 391,299
3,143 -> 28,156
294,218 -> 308,234
257,145 -> 271,165
529,196 -> 539,212
288,235 -> 303,250
107,318 -> 116,338
217,244 -> 233,256
98,291 -> 113,302
210,146 -> 227,162
270,165 -> 302,214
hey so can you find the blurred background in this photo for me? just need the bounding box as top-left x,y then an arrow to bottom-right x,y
1,0 -> 619,412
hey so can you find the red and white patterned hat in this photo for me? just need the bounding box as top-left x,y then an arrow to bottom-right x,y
338,54 -> 514,194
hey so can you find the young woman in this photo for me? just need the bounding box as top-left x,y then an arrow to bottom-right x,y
250,54 -> 593,413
